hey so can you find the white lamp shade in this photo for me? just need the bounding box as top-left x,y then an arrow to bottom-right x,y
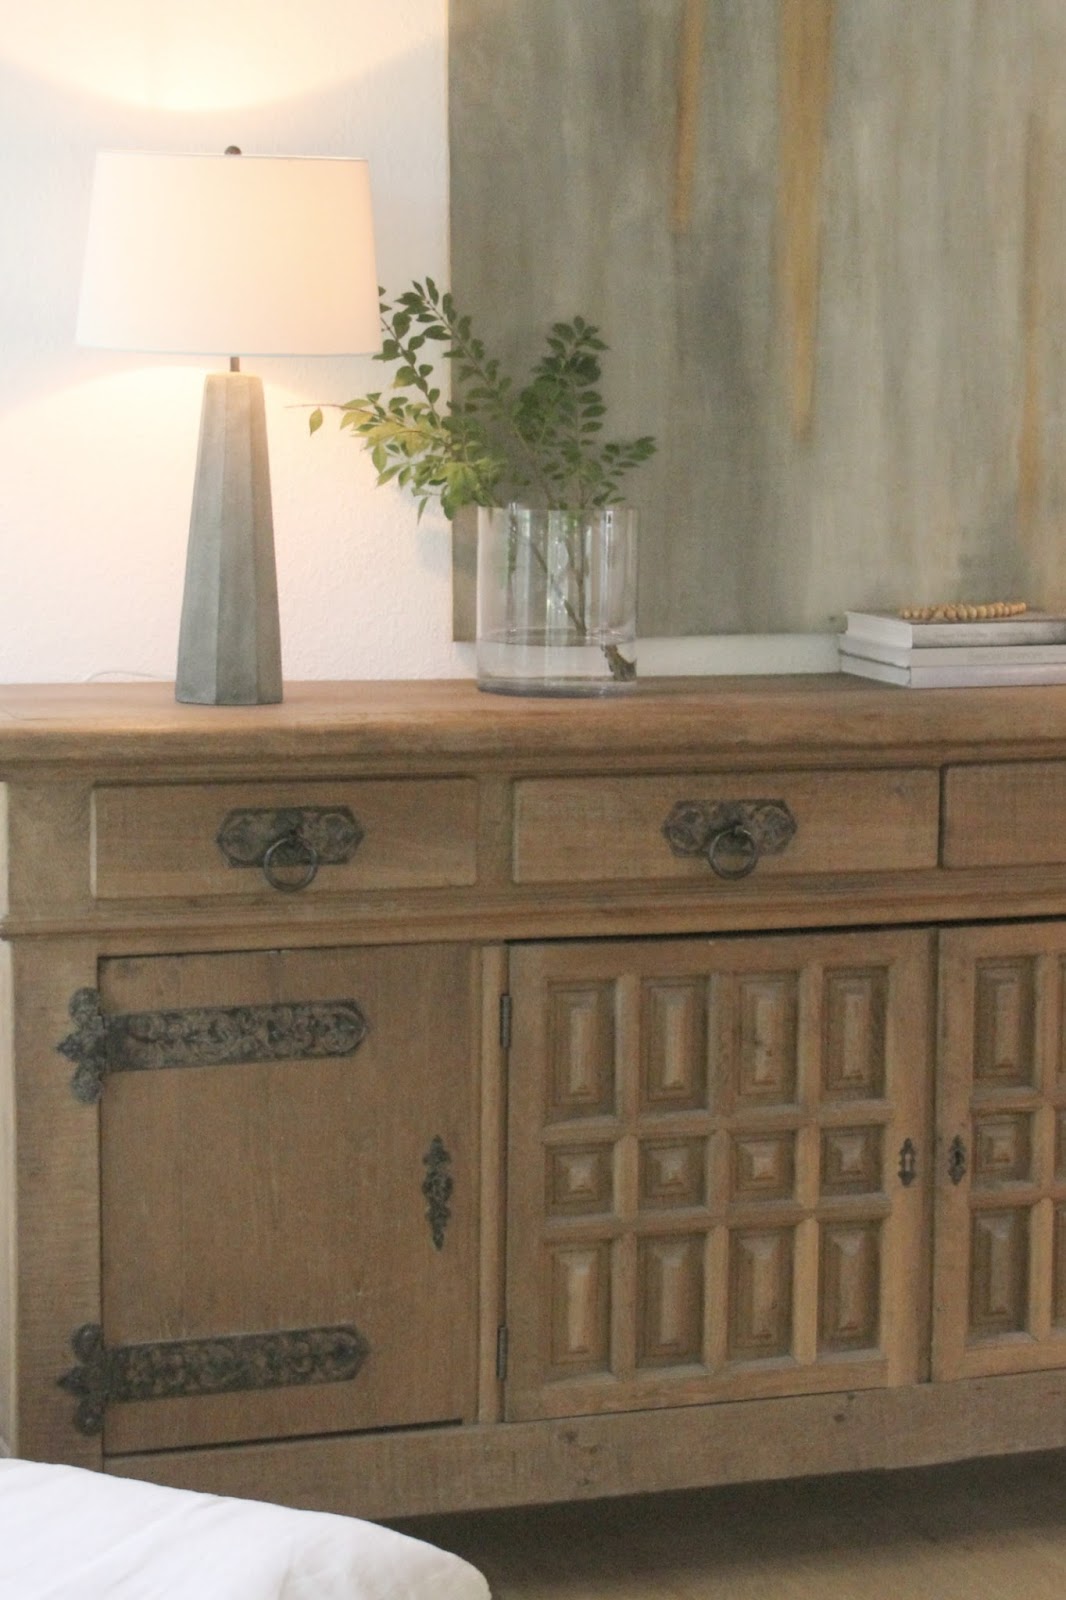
77,151 -> 380,356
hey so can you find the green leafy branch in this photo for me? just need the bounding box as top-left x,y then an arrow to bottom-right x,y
310,280 -> 656,520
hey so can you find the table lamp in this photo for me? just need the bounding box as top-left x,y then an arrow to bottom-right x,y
76,150 -> 380,705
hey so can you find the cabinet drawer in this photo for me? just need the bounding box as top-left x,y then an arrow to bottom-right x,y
943,762 -> 1066,867
513,769 -> 939,884
92,780 -> 478,899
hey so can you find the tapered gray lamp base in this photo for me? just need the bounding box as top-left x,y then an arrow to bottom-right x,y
176,372 -> 283,705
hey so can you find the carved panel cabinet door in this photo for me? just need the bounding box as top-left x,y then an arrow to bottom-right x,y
505,931 -> 933,1423
934,923 -> 1066,1381
78,945 -> 479,1455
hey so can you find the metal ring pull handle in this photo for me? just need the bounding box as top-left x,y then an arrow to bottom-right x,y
662,800 -> 794,878
261,829 -> 319,892
705,823 -> 759,880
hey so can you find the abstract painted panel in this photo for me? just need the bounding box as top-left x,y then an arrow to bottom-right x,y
450,1 -> 1066,637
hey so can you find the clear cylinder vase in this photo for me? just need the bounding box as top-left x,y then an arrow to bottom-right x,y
476,504 -> 638,695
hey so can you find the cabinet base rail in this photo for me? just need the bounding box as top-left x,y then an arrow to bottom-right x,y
105,1369 -> 1066,1522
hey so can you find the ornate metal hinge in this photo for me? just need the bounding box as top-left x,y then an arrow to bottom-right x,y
58,1321 -> 369,1437
422,1135 -> 454,1250
57,987 -> 369,1104
662,798 -> 797,880
217,806 -> 364,891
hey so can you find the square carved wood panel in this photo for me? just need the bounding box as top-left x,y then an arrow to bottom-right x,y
505,931 -> 931,1422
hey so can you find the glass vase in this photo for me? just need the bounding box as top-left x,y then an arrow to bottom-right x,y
476,504 -> 638,695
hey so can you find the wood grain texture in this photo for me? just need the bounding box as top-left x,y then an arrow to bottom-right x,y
934,923 -> 1066,1383
107,1369 -> 1066,1519
477,944 -> 508,1424
505,931 -> 931,1422
8,939 -> 102,1466
3,784 -> 91,919
11,678 -> 1066,778
513,769 -> 939,883
91,778 -> 478,899
4,678 -> 1066,1518
944,761 -> 1066,866
98,944 -> 480,1453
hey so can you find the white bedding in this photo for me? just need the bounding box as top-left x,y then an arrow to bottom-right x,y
0,1459 -> 491,1599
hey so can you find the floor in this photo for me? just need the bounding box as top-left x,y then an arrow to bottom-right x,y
393,1449 -> 1066,1599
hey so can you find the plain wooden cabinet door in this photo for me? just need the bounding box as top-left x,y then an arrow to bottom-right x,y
934,923 -> 1066,1381
505,930 -> 933,1423
88,944 -> 480,1454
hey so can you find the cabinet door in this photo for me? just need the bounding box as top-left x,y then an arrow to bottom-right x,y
934,924 -> 1066,1380
505,930 -> 932,1422
88,945 -> 479,1454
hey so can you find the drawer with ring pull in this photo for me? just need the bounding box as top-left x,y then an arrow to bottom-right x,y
511,769 -> 939,885
91,780 -> 478,899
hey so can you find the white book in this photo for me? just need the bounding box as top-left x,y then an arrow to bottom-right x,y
839,635 -> 1066,668
839,652 -> 1066,688
843,609 -> 1066,648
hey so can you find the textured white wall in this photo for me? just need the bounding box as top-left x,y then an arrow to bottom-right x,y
0,0 -> 473,685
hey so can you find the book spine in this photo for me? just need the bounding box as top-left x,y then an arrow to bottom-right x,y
843,613 -> 1066,648
840,637 -> 1066,667
840,653 -> 1066,688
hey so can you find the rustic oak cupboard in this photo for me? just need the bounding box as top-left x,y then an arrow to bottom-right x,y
2,678 -> 1066,1520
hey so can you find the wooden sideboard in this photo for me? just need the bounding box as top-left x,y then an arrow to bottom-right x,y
3,676 -> 1066,1519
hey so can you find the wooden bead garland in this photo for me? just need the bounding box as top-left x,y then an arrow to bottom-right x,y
897,601 -> 1028,623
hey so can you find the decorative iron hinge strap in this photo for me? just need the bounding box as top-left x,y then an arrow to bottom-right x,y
58,1321 -> 370,1437
57,987 -> 369,1104
422,1135 -> 454,1250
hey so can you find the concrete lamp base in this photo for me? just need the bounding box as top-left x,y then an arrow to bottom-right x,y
176,372 -> 283,705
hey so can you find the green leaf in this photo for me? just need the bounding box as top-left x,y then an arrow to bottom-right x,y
306,279 -> 655,522
308,408 -> 324,435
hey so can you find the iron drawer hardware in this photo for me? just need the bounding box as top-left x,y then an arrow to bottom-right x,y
948,1135 -> 968,1185
57,987 -> 369,1104
422,1135 -> 454,1250
662,799 -> 797,880
216,806 -> 364,891
898,1138 -> 918,1186
58,1322 -> 370,1437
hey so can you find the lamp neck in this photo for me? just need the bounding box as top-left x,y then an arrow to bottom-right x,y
229,355 -> 241,373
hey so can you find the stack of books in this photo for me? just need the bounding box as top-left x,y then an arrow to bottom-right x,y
839,608 -> 1066,687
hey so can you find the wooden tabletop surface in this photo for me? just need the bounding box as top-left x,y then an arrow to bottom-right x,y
0,675 -> 1062,776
